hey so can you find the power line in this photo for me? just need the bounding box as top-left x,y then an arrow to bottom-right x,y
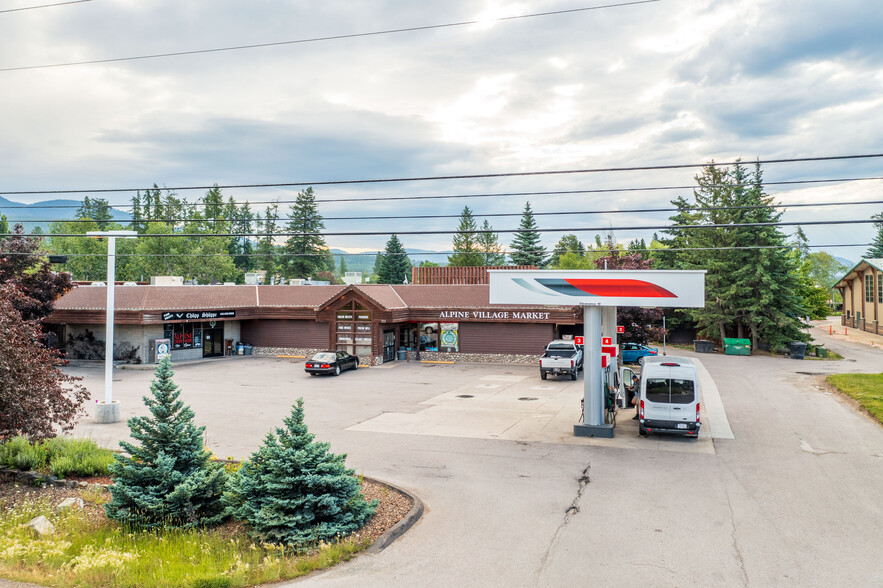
9,217 -> 879,239
8,197 -> 883,225
0,0 -> 90,14
0,0 -> 659,72
0,243 -> 869,259
1,154 -> 881,197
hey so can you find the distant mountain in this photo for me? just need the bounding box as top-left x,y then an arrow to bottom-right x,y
832,255 -> 855,268
0,196 -> 131,232
330,248 -> 445,274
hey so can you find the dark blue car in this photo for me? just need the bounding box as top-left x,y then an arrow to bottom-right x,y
621,342 -> 658,364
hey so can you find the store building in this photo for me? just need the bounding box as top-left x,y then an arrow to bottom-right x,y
834,258 -> 883,334
46,283 -> 582,365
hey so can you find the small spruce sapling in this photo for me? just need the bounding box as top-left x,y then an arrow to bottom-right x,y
224,398 -> 377,547
105,356 -> 227,529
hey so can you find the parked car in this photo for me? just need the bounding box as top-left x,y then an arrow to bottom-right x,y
621,342 -> 658,364
627,356 -> 700,438
305,350 -> 359,376
540,340 -> 583,380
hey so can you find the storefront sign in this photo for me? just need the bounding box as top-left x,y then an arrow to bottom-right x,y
162,310 -> 236,321
437,310 -> 552,320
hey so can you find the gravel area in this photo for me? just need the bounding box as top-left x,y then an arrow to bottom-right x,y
0,470 -> 413,546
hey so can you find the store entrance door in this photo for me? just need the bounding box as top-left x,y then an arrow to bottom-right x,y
383,330 -> 396,362
203,328 -> 224,357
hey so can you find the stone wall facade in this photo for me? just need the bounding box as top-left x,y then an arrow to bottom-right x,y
253,347 -> 540,366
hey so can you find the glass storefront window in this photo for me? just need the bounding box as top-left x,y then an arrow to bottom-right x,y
166,322 -> 205,350
419,322 -> 439,351
336,301 -> 373,357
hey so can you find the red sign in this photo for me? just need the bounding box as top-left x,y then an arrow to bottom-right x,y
616,326 -> 625,334
602,345 -> 618,357
574,336 -> 584,345
602,337 -> 612,345
601,354 -> 610,368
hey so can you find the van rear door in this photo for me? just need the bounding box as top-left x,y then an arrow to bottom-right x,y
643,368 -> 673,422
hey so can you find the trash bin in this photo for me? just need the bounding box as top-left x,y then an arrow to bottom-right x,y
817,347 -> 828,358
237,344 -> 244,355
723,338 -> 751,356
694,340 -> 714,353
244,344 -> 253,356
397,347 -> 408,361
787,341 -> 806,360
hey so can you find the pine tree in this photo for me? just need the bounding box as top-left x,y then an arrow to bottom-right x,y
223,399 -> 377,547
477,220 -> 506,266
509,202 -> 547,267
284,188 -> 331,279
105,356 -> 227,529
867,212 -> 883,258
447,206 -> 483,266
338,256 -> 348,276
377,234 -> 411,284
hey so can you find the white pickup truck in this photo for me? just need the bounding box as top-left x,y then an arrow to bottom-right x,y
540,340 -> 584,380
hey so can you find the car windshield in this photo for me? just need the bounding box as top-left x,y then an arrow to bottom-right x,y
312,352 -> 336,362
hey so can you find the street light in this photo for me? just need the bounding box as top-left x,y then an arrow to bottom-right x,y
86,230 -> 137,424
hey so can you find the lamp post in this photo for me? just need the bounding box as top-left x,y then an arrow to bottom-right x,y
87,230 -> 137,424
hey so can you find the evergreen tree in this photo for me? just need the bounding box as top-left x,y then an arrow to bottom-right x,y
477,220 -> 506,266
76,197 -> 113,229
284,188 -> 332,279
377,234 -> 411,284
223,398 -> 376,547
0,214 -> 7,235
867,212 -> 883,258
447,206 -> 483,266
338,256 -> 348,276
256,203 -> 281,276
509,202 -> 547,267
105,356 -> 227,529
130,192 -> 143,233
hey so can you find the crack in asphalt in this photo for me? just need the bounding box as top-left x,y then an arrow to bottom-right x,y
537,462 -> 591,579
724,484 -> 749,587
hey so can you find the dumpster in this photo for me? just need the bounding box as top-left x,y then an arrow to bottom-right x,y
694,340 -> 714,353
723,338 -> 751,356
397,347 -> 408,361
787,341 -> 806,360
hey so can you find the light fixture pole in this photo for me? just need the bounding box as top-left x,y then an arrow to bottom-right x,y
87,230 -> 137,424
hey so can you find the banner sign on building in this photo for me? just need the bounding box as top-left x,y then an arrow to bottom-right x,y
162,310 -> 236,321
489,270 -> 706,308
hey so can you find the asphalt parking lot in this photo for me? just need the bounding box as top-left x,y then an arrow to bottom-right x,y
62,334 -> 883,587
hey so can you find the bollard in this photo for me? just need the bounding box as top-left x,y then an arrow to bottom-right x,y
829,325 -> 832,335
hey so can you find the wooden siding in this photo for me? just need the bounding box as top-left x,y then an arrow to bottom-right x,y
240,320 -> 329,348
412,265 -> 537,285
459,322 -> 553,355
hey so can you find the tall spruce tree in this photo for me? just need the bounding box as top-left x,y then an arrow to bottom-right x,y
477,220 -> 506,266
105,356 -> 227,529
448,206 -> 483,266
284,188 -> 333,279
223,398 -> 377,547
509,202 -> 547,267
377,234 -> 411,284
867,212 -> 883,258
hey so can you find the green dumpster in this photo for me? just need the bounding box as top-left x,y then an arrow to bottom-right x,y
723,338 -> 751,356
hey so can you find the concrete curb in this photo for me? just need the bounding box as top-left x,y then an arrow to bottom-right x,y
364,477 -> 424,554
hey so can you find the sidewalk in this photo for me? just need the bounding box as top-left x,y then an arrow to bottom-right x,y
810,316 -> 883,351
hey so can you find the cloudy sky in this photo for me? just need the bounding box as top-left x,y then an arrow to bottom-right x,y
1,0 -> 882,262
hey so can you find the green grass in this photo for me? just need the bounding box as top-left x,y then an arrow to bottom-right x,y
0,493 -> 369,588
827,373 -> 883,423
0,437 -> 114,478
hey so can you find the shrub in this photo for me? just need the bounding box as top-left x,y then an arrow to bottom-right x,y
105,356 -> 227,529
223,398 -> 376,547
46,438 -> 114,478
0,436 -> 48,471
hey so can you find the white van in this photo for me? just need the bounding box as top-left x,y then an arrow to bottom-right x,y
628,356 -> 701,438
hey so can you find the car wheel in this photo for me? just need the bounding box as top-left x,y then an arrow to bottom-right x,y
334,365 -> 341,376
541,371 -> 547,380
570,371 -> 577,381
638,425 -> 648,437
352,359 -> 358,370
309,373 -> 317,377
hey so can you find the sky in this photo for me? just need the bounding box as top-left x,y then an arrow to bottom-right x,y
1,0 -> 882,263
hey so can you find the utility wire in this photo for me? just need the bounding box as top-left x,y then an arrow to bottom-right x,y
0,243 -> 868,259
0,0 -> 90,14
0,0 -> 659,72
1,154 -> 881,197
9,217 -> 879,238
8,197 -> 883,225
